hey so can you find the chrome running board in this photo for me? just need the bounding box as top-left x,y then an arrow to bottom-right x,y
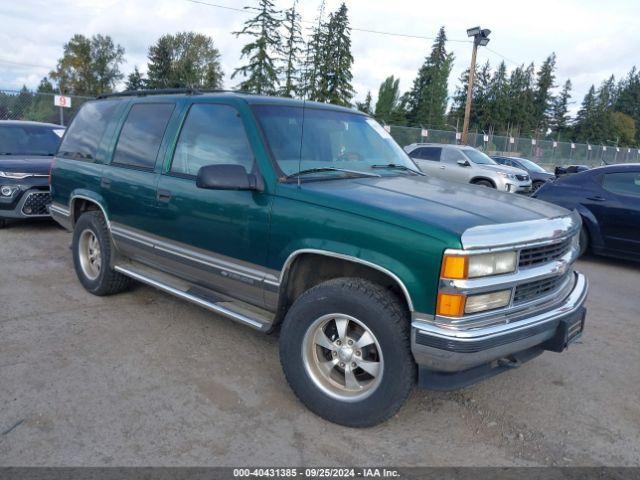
114,262 -> 273,332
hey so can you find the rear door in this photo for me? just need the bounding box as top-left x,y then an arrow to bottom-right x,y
409,146 -> 443,177
101,101 -> 177,263
590,170 -> 640,255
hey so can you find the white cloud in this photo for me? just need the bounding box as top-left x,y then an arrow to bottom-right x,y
1,0 -> 638,115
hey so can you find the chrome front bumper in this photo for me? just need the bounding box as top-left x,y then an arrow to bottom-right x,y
411,270 -> 588,373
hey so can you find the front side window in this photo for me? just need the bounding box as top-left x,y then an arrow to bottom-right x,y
602,172 -> 640,198
253,105 -> 417,178
58,99 -> 121,161
112,103 -> 175,170
443,148 -> 467,164
171,104 -> 253,176
0,125 -> 63,156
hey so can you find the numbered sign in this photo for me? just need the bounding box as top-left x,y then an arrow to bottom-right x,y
552,141 -> 558,148
509,137 -> 514,144
455,132 -> 462,140
483,134 -> 489,142
421,129 -> 429,138
571,143 -> 575,149
54,95 -> 72,108
531,139 -> 536,145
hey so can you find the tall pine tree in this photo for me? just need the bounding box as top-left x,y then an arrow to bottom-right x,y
550,79 -> 572,137
532,53 -> 557,133
232,0 -> 282,95
406,27 -> 454,128
279,0 -> 303,97
301,0 -> 327,100
375,75 -> 401,124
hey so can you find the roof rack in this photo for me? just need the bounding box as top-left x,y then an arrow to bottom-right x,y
96,88 -> 238,99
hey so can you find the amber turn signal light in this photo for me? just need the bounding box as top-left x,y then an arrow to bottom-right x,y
436,293 -> 466,317
441,254 -> 468,279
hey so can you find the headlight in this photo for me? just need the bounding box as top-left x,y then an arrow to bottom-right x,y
498,172 -> 517,180
441,251 -> 517,279
0,185 -> 19,197
465,290 -> 512,313
0,171 -> 32,179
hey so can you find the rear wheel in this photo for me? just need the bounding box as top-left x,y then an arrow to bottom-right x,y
532,180 -> 545,193
72,210 -> 131,296
279,278 -> 415,427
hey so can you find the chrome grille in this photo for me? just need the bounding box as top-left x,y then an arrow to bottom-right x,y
513,274 -> 568,305
21,191 -> 51,216
519,238 -> 572,268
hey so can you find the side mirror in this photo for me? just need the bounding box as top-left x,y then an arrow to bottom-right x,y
196,164 -> 260,191
457,159 -> 470,167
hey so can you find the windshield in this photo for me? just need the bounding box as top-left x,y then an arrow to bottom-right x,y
463,149 -> 497,165
0,124 -> 64,156
253,105 -> 417,178
514,157 -> 548,173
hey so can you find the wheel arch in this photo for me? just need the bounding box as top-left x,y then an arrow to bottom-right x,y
470,176 -> 496,188
69,192 -> 110,228
274,249 -> 414,326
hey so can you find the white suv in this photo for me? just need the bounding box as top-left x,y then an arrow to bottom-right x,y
405,143 -> 532,194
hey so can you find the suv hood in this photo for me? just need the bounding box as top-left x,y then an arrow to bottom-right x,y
0,155 -> 53,175
476,163 -> 528,176
296,175 -> 568,239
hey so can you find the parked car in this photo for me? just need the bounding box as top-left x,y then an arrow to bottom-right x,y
404,143 -> 532,193
492,155 -> 555,193
50,91 -> 588,427
0,120 -> 64,228
555,164 -> 590,177
533,163 -> 640,262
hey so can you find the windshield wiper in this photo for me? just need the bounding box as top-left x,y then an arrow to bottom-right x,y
370,164 -> 425,176
286,167 -> 381,180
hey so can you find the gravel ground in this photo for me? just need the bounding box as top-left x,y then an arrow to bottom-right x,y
0,220 -> 638,466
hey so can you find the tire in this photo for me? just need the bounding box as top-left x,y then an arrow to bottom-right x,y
72,210 -> 131,296
578,225 -> 589,257
279,277 -> 416,427
473,179 -> 494,188
532,181 -> 545,193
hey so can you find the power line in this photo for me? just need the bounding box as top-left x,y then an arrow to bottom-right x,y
185,0 -> 472,43
484,47 -> 520,66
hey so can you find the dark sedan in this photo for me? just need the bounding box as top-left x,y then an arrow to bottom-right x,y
0,120 -> 64,228
492,156 -> 555,193
533,163 -> 640,262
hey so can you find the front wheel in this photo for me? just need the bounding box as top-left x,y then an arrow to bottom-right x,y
473,179 -> 495,188
279,278 -> 416,427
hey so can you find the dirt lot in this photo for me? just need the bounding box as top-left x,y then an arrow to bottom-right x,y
0,220 -> 638,466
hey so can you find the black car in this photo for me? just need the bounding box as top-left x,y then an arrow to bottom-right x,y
0,120 -> 64,228
533,163 -> 640,262
554,164 -> 590,177
492,156 -> 555,192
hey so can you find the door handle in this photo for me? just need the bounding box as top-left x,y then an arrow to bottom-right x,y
100,177 -> 112,189
587,195 -> 606,202
157,189 -> 172,203
439,165 -> 446,169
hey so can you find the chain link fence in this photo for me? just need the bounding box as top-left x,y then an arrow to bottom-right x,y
0,89 -> 92,126
389,125 -> 640,170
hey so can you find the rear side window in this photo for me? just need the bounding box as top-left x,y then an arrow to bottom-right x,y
413,147 -> 441,161
602,172 -> 640,198
112,103 -> 175,170
58,100 -> 121,161
170,104 -> 253,176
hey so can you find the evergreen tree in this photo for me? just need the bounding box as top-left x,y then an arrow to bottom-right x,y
315,3 -> 354,106
532,53 -> 557,132
406,26 -> 454,127
550,79 -> 572,137
485,61 -> 509,132
614,67 -> 640,143
574,85 -> 598,142
36,77 -> 55,93
301,0 -> 327,100
507,63 -> 536,135
232,0 -> 282,95
375,75 -> 401,124
147,32 -> 224,90
279,0 -> 303,97
50,34 -> 125,95
126,67 -> 146,90
356,91 -> 373,115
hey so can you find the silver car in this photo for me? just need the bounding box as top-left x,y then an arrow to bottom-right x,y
405,143 -> 532,194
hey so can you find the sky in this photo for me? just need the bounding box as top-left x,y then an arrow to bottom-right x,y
1,0 -> 639,117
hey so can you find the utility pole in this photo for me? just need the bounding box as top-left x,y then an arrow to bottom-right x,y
461,27 -> 491,145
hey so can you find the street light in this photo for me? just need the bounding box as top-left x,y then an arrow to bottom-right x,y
461,26 -> 491,145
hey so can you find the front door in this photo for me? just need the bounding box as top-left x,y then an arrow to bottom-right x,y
153,102 -> 272,308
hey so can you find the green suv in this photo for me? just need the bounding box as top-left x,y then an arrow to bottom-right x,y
50,90 -> 588,427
